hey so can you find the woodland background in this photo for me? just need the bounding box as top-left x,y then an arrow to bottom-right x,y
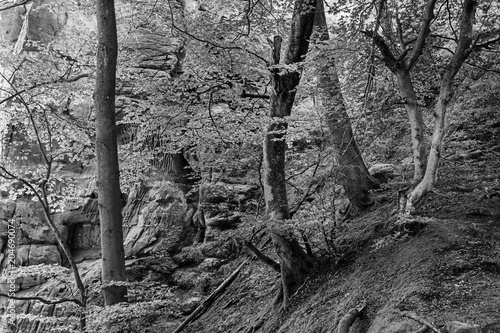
0,0 -> 499,332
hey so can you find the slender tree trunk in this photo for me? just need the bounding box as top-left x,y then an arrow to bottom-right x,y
94,0 -> 128,305
406,0 -> 476,213
263,0 -> 317,310
314,1 -> 377,213
395,69 -> 427,181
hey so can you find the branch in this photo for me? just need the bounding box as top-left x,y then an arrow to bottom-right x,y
240,90 -> 270,99
446,0 -> 476,78
473,34 -> 500,50
405,0 -> 437,70
245,241 -> 280,272
0,293 -> 83,307
360,30 -> 398,72
0,72 -> 92,106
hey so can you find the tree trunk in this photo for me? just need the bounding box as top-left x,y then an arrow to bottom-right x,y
262,0 -> 317,310
395,69 -> 427,181
94,0 -> 128,305
405,0 -> 476,213
314,1 -> 377,213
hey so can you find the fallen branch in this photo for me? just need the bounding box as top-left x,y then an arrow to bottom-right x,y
337,303 -> 367,333
172,260 -> 248,333
401,311 -> 442,333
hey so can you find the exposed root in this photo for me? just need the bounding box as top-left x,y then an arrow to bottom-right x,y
412,324 -> 429,333
401,311 -> 442,333
337,303 -> 367,333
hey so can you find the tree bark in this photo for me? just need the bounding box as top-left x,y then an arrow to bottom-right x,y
405,0 -> 476,213
262,0 -> 316,310
395,69 -> 427,181
94,0 -> 128,305
314,0 -> 377,212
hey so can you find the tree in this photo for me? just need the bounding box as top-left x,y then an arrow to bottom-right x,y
361,0 -> 438,182
94,0 -> 127,305
405,0 -> 477,213
263,0 -> 317,310
313,0 -> 377,213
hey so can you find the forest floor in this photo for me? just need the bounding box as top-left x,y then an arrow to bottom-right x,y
159,102 -> 500,333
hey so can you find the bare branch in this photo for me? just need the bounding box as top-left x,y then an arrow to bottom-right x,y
360,30 -> 398,71
405,0 -> 437,70
0,72 -> 92,106
0,293 -> 83,307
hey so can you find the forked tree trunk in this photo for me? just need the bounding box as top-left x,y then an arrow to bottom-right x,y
405,0 -> 476,213
395,69 -> 427,181
314,1 -> 377,213
95,0 -> 128,305
262,0 -> 317,310
364,0 -> 437,182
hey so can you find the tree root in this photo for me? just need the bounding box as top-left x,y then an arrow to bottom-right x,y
412,324 -> 429,333
337,303 -> 367,333
401,311 -> 442,333
245,240 -> 280,273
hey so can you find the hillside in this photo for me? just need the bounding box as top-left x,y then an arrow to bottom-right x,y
166,89 -> 500,333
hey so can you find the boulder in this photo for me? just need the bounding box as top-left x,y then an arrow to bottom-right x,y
446,321 -> 480,333
173,246 -> 205,267
21,1 -> 68,49
0,200 -> 16,221
205,212 -> 244,229
123,181 -> 194,257
0,5 -> 25,44
198,258 -> 225,271
369,163 -> 400,183
171,269 -> 215,293
179,296 -> 202,315
17,244 -> 61,266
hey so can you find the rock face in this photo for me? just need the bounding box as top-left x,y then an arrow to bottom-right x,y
200,182 -> 258,241
123,180 -> 196,257
14,200 -> 68,246
17,244 -> 61,266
